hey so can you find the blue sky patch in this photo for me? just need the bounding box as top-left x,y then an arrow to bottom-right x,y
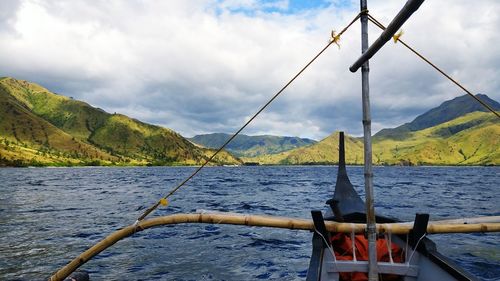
215,0 -> 352,16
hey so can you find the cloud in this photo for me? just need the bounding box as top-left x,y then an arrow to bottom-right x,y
0,0 -> 498,140
0,1 -> 22,33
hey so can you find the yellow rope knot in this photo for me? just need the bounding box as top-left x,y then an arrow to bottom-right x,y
393,29 -> 404,43
330,30 -> 341,48
160,198 -> 169,207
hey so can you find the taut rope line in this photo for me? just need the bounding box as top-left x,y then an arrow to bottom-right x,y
367,14 -> 500,119
135,12 -> 363,223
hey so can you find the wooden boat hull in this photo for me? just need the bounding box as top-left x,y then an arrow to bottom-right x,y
306,132 -> 478,281
307,221 -> 479,281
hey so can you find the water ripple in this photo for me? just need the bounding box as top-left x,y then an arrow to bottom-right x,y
0,166 -> 498,280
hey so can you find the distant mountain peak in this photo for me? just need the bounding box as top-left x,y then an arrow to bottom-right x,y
408,94 -> 499,130
375,94 -> 499,139
188,133 -> 317,157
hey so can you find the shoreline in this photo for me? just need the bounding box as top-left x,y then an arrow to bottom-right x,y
1,163 -> 497,168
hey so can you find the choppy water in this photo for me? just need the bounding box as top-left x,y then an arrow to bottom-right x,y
0,166 -> 498,280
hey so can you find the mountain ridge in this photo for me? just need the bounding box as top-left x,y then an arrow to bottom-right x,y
1,77 -> 498,166
189,133 -> 317,157
246,111 -> 499,166
245,93 -> 500,166
374,94 -> 500,140
0,77 -> 241,166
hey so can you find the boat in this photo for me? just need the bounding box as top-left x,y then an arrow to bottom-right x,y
50,0 -> 499,280
305,132 -> 479,281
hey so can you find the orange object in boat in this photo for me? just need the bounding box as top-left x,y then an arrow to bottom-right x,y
330,233 -> 405,281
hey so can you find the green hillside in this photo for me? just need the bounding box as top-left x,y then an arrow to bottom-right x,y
245,112 -> 499,166
244,132 -> 364,165
373,111 -> 499,165
189,133 -> 317,157
375,94 -> 500,140
0,77 -> 241,166
0,79 -> 118,166
1,77 -> 497,167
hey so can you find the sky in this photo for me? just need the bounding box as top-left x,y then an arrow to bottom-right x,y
1,0 -> 499,140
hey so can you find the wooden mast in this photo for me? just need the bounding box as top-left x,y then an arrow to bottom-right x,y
358,0 -> 378,280
351,1 -> 426,279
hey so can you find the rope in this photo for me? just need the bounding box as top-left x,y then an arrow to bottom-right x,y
400,232 -> 427,278
367,14 -> 500,119
406,233 -> 426,268
330,12 -> 362,47
314,228 -> 337,262
405,233 -> 409,261
135,12 -> 363,222
384,224 -> 394,264
350,223 -> 357,261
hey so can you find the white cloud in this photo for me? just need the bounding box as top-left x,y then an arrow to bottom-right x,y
0,0 -> 498,140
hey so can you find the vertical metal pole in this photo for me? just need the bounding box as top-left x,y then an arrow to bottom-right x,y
359,0 -> 378,280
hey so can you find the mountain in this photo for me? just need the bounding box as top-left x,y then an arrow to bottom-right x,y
189,133 -> 317,157
2,77 -> 497,166
375,94 -> 500,140
372,111 -> 499,165
245,95 -> 500,166
0,77 -> 241,166
0,79 -> 118,166
244,132 -> 363,165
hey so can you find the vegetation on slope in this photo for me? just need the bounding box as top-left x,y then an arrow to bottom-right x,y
375,94 -> 500,140
245,112 -> 499,166
0,77 -> 241,166
244,132 -> 364,165
373,112 -> 499,166
189,133 -> 317,157
0,80 -> 120,166
1,77 -> 497,167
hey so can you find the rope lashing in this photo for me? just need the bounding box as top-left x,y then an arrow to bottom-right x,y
135,12 -> 364,223
331,11 -> 364,48
368,14 -> 500,119
393,30 -> 404,43
159,198 -> 168,206
330,30 -> 341,48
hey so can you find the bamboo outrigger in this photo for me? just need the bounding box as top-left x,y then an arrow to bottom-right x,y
50,208 -> 500,280
50,0 -> 499,280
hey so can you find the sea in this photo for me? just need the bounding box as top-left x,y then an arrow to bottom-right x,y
0,166 -> 498,281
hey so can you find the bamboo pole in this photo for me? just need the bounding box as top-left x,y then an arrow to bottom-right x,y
349,0 -> 425,72
428,216 -> 500,224
357,0 -> 378,279
49,212 -> 500,281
